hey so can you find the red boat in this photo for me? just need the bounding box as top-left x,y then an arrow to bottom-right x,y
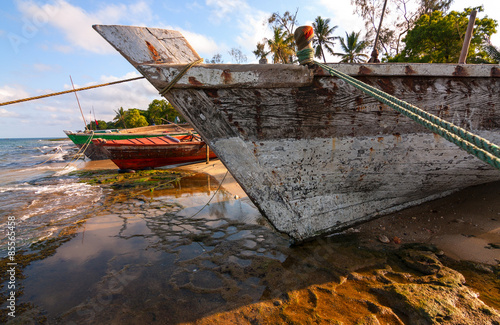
92,134 -> 217,170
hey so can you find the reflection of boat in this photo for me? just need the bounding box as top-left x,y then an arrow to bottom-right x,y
92,134 -> 216,170
94,24 -> 500,241
64,124 -> 194,160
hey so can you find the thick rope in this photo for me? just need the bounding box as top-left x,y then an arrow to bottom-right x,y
159,58 -> 204,96
0,77 -> 145,107
296,48 -> 500,170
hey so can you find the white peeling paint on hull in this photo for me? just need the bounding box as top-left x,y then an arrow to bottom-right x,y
93,24 -> 500,241
212,131 -> 500,240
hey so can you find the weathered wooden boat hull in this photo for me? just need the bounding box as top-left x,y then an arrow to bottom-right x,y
94,25 -> 500,241
64,124 -> 194,160
93,136 -> 216,170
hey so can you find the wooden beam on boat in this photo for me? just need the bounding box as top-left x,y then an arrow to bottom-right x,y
93,24 -> 201,66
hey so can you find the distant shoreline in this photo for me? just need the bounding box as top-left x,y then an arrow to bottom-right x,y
0,137 -> 71,141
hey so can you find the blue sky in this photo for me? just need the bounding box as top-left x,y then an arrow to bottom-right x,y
0,0 -> 499,138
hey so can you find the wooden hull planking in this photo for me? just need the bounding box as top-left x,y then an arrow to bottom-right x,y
94,25 -> 500,241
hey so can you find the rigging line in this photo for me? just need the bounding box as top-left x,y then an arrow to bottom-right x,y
70,75 -> 88,131
0,76 -> 145,107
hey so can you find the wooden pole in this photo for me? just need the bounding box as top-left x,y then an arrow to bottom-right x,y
459,10 -> 477,64
206,144 -> 210,164
369,0 -> 388,63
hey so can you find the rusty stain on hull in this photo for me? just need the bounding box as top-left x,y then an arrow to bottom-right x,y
221,69 -> 232,84
145,41 -> 162,63
94,24 -> 500,241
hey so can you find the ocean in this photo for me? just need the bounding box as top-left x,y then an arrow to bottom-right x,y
0,138 -> 102,254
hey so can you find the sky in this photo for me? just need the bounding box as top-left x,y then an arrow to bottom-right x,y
0,0 -> 499,138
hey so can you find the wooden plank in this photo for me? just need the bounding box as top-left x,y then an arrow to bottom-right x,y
139,64 -> 313,89
92,25 -> 200,67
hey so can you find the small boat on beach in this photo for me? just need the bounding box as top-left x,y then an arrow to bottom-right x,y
64,124 -> 195,160
92,134 -> 216,170
94,24 -> 500,241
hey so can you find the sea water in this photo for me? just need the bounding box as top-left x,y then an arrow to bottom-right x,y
0,138 -> 102,254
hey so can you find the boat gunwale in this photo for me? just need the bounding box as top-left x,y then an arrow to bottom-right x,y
140,62 -> 500,79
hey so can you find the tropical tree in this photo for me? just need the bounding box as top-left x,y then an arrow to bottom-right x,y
335,31 -> 369,63
164,102 -> 185,123
86,120 -> 107,130
147,99 -> 168,125
113,107 -> 127,129
312,16 -> 338,63
389,7 -> 498,63
267,10 -> 299,38
206,53 -> 223,63
484,43 -> 500,63
352,0 -> 455,57
266,27 -> 295,63
253,41 -> 269,63
123,109 -> 148,128
228,48 -> 247,64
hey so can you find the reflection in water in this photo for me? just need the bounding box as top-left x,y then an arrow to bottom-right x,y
20,173 -> 293,323
16,174 -> 499,324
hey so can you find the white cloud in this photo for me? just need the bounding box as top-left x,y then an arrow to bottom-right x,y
205,0 -> 249,23
0,85 -> 30,102
235,10 -> 270,53
0,108 -> 21,118
63,72 -> 159,123
15,0 -> 155,54
33,63 -> 56,72
157,25 -> 220,58
318,0 -> 365,35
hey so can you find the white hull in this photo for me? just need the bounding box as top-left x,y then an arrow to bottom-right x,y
94,25 -> 500,241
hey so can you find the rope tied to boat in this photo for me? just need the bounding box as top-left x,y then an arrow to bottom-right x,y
294,27 -> 500,171
159,58 -> 204,97
0,77 -> 145,107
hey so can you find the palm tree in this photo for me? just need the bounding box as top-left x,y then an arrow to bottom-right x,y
312,16 -> 338,63
335,31 -> 369,63
253,41 -> 269,63
266,27 -> 295,64
485,43 -> 500,63
113,107 -> 127,129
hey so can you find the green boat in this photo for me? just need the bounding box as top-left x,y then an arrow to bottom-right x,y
64,124 -> 195,160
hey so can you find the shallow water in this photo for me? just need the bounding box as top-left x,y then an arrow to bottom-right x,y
1,141 -> 499,323
0,138 -> 102,252
19,173 -> 292,323
11,172 -> 499,324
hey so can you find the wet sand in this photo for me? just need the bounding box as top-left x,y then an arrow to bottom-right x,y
175,159 -> 499,266
5,159 -> 500,324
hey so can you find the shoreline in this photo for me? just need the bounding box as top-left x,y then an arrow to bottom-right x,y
78,158 -> 499,265
2,158 -> 499,324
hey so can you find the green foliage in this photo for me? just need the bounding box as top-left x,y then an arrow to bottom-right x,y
484,43 -> 500,63
149,99 -> 185,123
266,26 -> 295,64
113,107 -> 127,128
312,16 -> 338,63
254,10 -> 298,64
147,99 -> 167,125
335,31 -> 369,63
352,0 -> 459,57
89,99 -> 186,132
86,120 -> 107,130
389,7 -> 498,63
253,42 -> 268,60
123,108 -> 148,128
